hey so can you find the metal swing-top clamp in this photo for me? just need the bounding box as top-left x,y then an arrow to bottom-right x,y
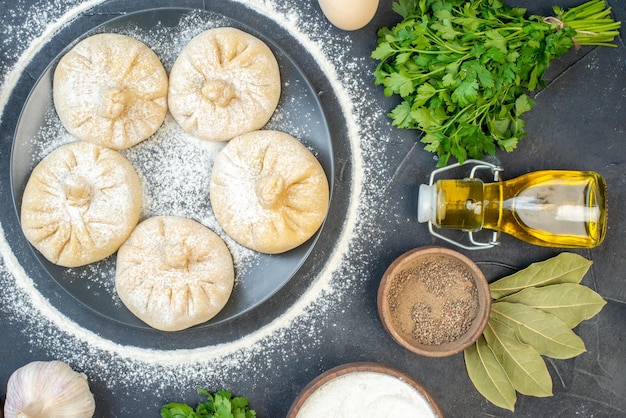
418,159 -> 504,250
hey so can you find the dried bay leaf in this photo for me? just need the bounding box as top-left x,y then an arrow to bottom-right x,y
490,253 -> 592,299
483,319 -> 553,397
499,283 -> 606,328
464,335 -> 517,411
491,301 -> 586,359
465,253 -> 606,410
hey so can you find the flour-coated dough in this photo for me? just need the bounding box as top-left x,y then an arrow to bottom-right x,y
210,130 -> 330,254
20,141 -> 142,267
168,27 -> 281,142
53,33 -> 168,150
115,216 -> 235,331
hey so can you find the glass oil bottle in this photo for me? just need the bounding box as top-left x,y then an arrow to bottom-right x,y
418,160 -> 607,249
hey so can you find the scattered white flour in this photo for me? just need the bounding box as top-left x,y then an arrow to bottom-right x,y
294,371 -> 439,418
0,0 -> 400,410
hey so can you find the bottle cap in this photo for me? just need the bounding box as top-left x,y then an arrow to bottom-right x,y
418,184 -> 436,223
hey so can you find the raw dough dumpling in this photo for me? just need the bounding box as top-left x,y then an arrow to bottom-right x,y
53,33 -> 168,150
115,216 -> 235,331
210,130 -> 330,254
168,27 -> 281,142
20,141 -> 142,267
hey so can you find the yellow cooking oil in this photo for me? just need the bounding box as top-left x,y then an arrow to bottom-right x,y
432,170 -> 607,248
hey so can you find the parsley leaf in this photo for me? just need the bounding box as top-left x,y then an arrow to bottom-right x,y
160,403 -> 199,418
452,79 -> 479,107
160,389 -> 256,418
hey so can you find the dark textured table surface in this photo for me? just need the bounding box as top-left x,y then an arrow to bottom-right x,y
1,1 -> 625,417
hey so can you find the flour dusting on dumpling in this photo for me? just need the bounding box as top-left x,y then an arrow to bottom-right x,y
210,130 -> 329,254
168,27 -> 281,142
21,141 -> 142,267
115,216 -> 235,331
53,33 -> 168,150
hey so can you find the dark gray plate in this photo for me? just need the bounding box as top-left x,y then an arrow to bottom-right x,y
10,8 -> 336,331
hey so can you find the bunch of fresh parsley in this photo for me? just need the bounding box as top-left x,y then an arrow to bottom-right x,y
372,0 -> 620,166
160,388 -> 256,418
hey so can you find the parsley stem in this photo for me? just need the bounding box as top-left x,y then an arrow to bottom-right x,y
472,27 -> 524,36
432,105 -> 475,134
424,31 -> 469,55
393,48 -> 458,55
409,65 -> 448,81
562,0 -> 610,20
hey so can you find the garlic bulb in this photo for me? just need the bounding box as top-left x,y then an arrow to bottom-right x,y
4,360 -> 96,418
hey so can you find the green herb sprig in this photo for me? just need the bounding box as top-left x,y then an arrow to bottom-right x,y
464,253 -> 606,411
372,0 -> 621,166
160,388 -> 256,418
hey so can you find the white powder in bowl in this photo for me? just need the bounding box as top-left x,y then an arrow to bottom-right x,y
296,371 -> 439,418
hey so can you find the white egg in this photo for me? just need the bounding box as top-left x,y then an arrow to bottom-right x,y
318,0 -> 379,31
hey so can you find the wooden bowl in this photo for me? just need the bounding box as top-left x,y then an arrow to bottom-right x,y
377,246 -> 491,357
287,362 -> 443,418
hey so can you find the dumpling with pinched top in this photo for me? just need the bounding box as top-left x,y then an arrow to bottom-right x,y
168,27 -> 281,142
210,130 -> 330,254
20,141 -> 142,267
115,216 -> 235,331
53,33 -> 168,150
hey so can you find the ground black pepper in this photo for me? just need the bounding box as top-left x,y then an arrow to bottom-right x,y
387,254 -> 479,346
